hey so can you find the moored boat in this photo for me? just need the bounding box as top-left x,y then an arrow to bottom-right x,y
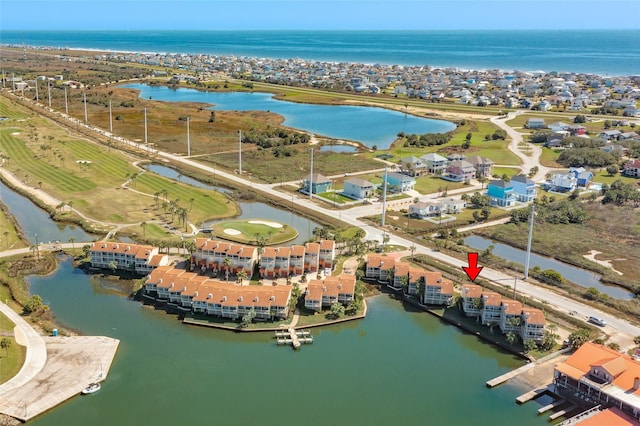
81,382 -> 101,395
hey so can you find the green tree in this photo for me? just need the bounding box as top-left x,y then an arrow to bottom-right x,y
568,329 -> 592,350
606,164 -> 619,176
523,339 -> 537,353
237,269 -> 248,283
24,295 -> 43,314
0,337 -> 10,357
528,166 -> 539,178
68,237 -> 76,249
633,336 -> 640,346
241,307 -> 256,327
505,332 -> 517,346
607,342 -> 621,352
329,302 -> 345,319
108,260 -> 118,273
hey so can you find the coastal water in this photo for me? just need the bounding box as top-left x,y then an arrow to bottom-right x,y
2,30 -> 639,76
121,84 -> 455,149
146,164 -> 320,245
465,235 -> 633,300
0,180 -> 92,244
28,257 -> 548,426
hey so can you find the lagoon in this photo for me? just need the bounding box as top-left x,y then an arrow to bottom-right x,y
121,84 -> 456,149
28,257 -> 548,426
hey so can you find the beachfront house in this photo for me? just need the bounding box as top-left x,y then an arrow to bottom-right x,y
421,153 -> 449,175
554,342 -> 640,421
461,284 -> 483,317
383,172 -> 416,193
547,173 -> 577,193
444,160 -> 476,182
498,299 -> 523,334
365,254 -> 396,282
399,156 -> 428,177
480,292 -> 502,326
303,173 -> 332,194
343,177 -> 377,200
487,179 -> 516,207
440,198 -> 466,214
409,202 -> 441,219
304,274 -> 356,312
392,262 -> 424,293
509,175 -> 537,202
466,156 -> 494,178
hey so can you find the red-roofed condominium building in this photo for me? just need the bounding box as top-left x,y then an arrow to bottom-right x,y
304,274 -> 356,312
554,342 -> 640,421
90,242 -> 169,275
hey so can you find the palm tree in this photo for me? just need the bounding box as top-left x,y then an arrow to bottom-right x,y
0,337 -> 11,357
237,269 -> 248,284
223,257 -> 233,281
189,198 -> 195,212
140,222 -> 147,236
409,244 -> 416,260
108,260 -> 118,273
68,237 -> 76,249
153,192 -> 160,208
67,200 -> 74,212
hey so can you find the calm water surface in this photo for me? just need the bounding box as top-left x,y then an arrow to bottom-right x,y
121,84 -> 455,149
28,257 -> 548,425
465,235 -> 633,300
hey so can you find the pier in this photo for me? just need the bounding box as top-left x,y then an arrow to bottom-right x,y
516,385 -> 551,404
275,328 -> 313,349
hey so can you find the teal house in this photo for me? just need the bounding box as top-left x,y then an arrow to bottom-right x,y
487,179 -> 516,207
383,172 -> 416,193
303,173 -> 332,194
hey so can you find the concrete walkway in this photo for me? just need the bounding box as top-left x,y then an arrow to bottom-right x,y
0,301 -> 47,397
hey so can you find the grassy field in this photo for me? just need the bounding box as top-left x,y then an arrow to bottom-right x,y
211,220 -> 298,245
592,170 -> 639,186
0,204 -> 25,251
0,311 -> 26,385
492,167 -> 520,179
414,176 -> 468,195
539,146 -> 563,168
316,191 -> 354,205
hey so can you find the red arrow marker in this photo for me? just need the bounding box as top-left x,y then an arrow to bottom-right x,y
462,253 -> 483,282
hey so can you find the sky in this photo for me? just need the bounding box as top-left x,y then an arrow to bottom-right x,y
1,0 -> 639,31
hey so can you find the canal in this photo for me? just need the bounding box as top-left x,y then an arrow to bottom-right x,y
120,83 -> 456,149
27,257 -> 548,426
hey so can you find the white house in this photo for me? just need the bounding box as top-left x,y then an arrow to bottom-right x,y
343,177 -> 377,200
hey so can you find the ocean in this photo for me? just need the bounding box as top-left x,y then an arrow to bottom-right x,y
1,30 -> 639,76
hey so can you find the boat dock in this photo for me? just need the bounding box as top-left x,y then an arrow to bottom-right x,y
516,385 -> 551,404
275,328 -> 313,349
487,363 -> 536,388
538,398 -> 565,414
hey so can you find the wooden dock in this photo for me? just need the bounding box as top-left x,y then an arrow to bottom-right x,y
516,386 -> 549,404
549,405 -> 576,421
538,399 -> 565,414
486,362 -> 535,388
275,328 -> 313,349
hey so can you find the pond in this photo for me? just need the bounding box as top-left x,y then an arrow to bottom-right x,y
145,164 -> 320,245
120,84 -> 456,149
0,180 -> 93,244
319,144 -> 359,153
464,235 -> 633,300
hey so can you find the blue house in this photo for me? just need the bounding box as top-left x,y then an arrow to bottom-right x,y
569,167 -> 594,188
487,180 -> 516,207
510,175 -> 537,202
303,173 -> 332,194
384,172 -> 416,193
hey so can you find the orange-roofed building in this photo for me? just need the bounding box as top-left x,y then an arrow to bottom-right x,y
554,342 -> 640,421
392,262 -> 423,294
499,299 -> 523,334
520,308 -> 545,343
90,241 -> 168,275
304,242 -> 320,273
481,291 -> 502,326
422,271 -> 454,306
304,274 -> 356,312
290,245 -> 306,276
190,239 -> 258,274
461,284 -> 483,317
574,408 -> 639,425
319,239 -> 336,271
147,267 -> 187,299
365,254 -> 395,282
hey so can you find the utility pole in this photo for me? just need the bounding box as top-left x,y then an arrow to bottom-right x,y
382,166 -> 388,246
309,147 -> 313,200
83,92 -> 88,124
64,86 -> 68,114
144,108 -> 148,145
35,79 -> 39,102
186,116 -> 191,157
238,130 -> 242,174
47,81 -> 52,107
109,99 -> 113,133
524,203 -> 535,279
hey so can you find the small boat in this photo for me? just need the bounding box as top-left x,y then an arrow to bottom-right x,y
81,382 -> 101,395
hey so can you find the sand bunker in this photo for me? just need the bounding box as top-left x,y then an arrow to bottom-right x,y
11,132 -> 20,136
248,220 -> 283,228
223,229 -> 242,236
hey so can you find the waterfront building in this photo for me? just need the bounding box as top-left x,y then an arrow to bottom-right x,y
461,284 -> 483,317
304,242 -> 320,273
498,299 -> 523,334
420,153 -> 449,175
444,160 -> 476,182
145,267 -> 292,320
365,254 -> 396,282
259,246 -> 291,278
392,262 -> 424,293
554,342 -> 640,421
89,242 -> 169,275
318,240 -> 336,271
399,156 -> 428,177
191,239 -> 258,274
303,274 -> 356,312
303,173 -> 332,194
466,156 -> 494,179
520,308 -> 546,343
422,272 -> 454,306
480,292 -> 503,326
547,172 -> 578,193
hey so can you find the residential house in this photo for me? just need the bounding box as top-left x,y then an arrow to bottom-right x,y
409,202 -> 441,219
510,175 -> 537,202
365,254 -> 396,282
343,177 -> 377,200
520,308 -> 545,343
480,292 -> 502,326
304,242 -> 320,273
259,247 -> 291,278
600,142 -> 629,156
392,262 -> 424,293
303,173 -> 332,194
461,284 -> 483,317
444,160 -> 476,182
619,132 -> 639,141
318,240 -> 336,271
466,156 -> 494,178
554,342 -> 640,420
440,198 -> 466,214
526,118 -> 546,129
623,160 -> 640,178
399,156 -> 428,177
420,153 -> 449,175
384,172 -> 416,193
599,130 -> 622,141
191,239 -> 258,274
569,167 -> 594,188
547,173 -> 577,192
289,245 -> 306,276
487,179 -> 516,207
548,121 -> 571,133
304,274 -> 356,312
498,299 -> 523,334
422,271 -> 454,306
90,242 -> 169,275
